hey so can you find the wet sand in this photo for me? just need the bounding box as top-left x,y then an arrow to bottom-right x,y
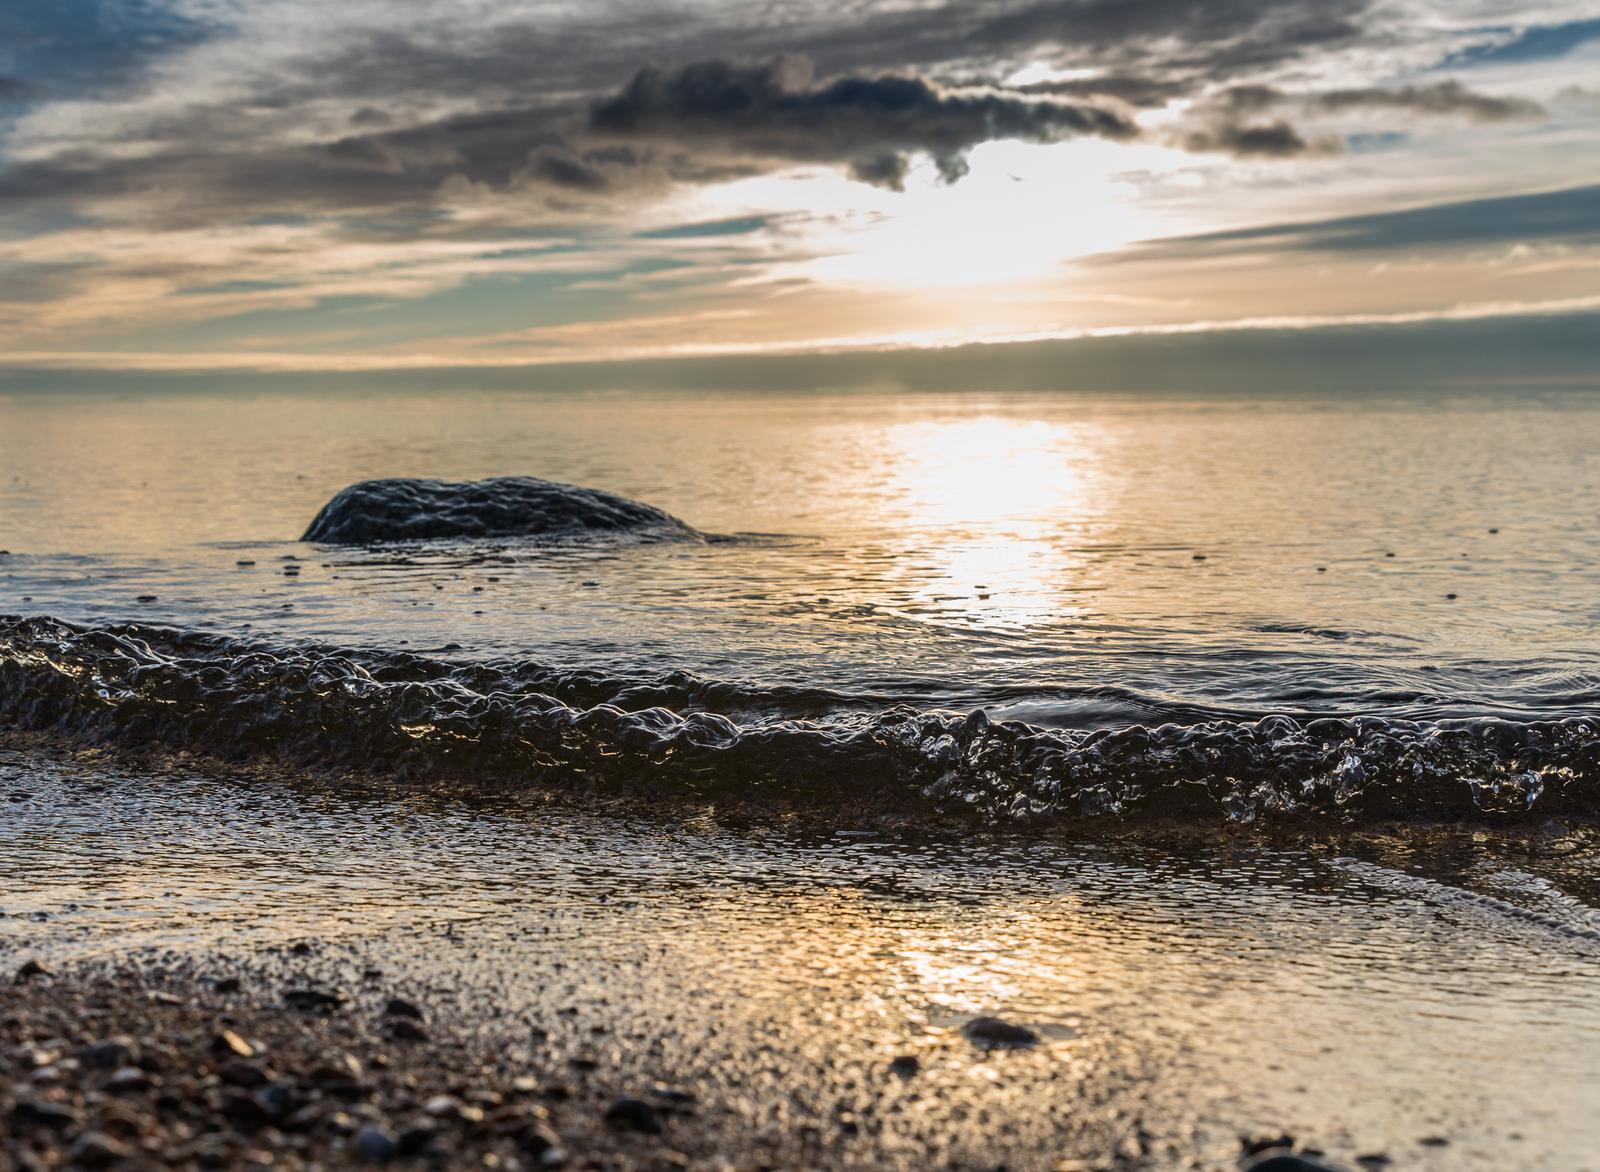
6,732 -> 1600,1171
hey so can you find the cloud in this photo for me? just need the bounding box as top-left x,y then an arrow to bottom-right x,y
589,56 -> 1137,189
1146,183 -> 1600,255
1172,78 -> 1543,157
1445,17 -> 1600,66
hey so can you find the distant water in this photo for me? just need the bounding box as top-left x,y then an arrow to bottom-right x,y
4,383 -> 1600,821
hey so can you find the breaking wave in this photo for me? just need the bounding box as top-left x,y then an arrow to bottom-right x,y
4,616 -> 1598,826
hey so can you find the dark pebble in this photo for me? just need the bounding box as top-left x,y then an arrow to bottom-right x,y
256,1081 -> 298,1118
1248,1157 -> 1336,1172
284,987 -> 346,1009
236,560 -> 255,566
14,959 -> 51,983
84,1039 -> 135,1069
1355,1156 -> 1392,1168
67,1130 -> 135,1166
1192,554 -> 1206,560
353,1121 -> 400,1163
214,977 -> 242,994
221,1060 -> 270,1087
1446,593 -> 1457,599
135,595 -> 157,602
389,1017 -> 429,1041
398,1124 -> 438,1155
649,1084 -> 696,1105
384,997 -> 424,1019
1243,1136 -> 1295,1157
290,941 -> 314,954
961,1016 -> 1040,1046
888,1055 -> 919,1075
604,1098 -> 664,1135
519,1122 -> 564,1157
9,1099 -> 83,1130
1418,1136 -> 1449,1147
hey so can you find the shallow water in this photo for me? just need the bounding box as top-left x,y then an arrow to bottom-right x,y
4,385 -> 1599,728
4,752 -> 1600,1169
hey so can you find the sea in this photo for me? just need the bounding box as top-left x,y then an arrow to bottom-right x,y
4,380 -> 1600,1168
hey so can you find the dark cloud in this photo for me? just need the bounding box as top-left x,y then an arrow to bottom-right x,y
1017,75 -> 1191,107
0,76 -> 33,101
1220,80 -> 1544,121
1183,120 -> 1313,157
1147,183 -> 1600,255
589,56 -> 1136,189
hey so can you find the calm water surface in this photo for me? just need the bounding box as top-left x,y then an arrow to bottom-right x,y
3,384 -> 1598,727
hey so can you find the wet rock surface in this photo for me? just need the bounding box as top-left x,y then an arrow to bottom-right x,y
299,477 -> 702,545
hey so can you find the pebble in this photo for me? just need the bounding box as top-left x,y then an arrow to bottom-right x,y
283,987 -> 346,1009
67,1130 -> 135,1166
148,990 -> 183,1005
212,1030 -> 254,1058
389,1017 -> 429,1041
9,1099 -> 83,1130
385,997 -> 424,1019
961,1016 -> 1040,1046
1246,1157 -> 1338,1172
214,977 -> 242,993
888,1055 -> 919,1075
353,1121 -> 400,1163
14,959 -> 51,983
106,1065 -> 157,1092
84,1039 -> 135,1068
220,1059 -> 270,1087
604,1098 -> 664,1135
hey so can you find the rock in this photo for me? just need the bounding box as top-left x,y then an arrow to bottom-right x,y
519,1122 -> 564,1158
106,1066 -> 157,1092
218,1091 -> 272,1130
398,1123 -> 438,1155
1247,1157 -> 1339,1172
256,1081 -> 299,1119
284,987 -> 346,1010
604,1098 -> 664,1135
300,477 -> 702,544
1244,1137 -> 1296,1157
220,1060 -> 270,1087
68,1130 -> 136,1166
888,1055 -> 919,1075
9,1099 -> 83,1130
14,959 -> 50,983
147,990 -> 183,1005
388,1018 -> 428,1042
214,978 -> 242,994
961,1016 -> 1040,1046
353,1121 -> 400,1163
212,1030 -> 253,1058
384,997 -> 424,1019
422,1094 -> 466,1119
648,1085 -> 695,1106
83,1039 -> 135,1069
290,942 -> 314,955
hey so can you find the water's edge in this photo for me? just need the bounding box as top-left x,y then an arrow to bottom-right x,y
5,615 -> 1597,827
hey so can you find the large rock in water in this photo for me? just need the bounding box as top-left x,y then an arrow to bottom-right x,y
301,477 -> 699,544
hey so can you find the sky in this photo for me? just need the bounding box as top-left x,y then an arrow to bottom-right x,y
1,0 -> 1598,372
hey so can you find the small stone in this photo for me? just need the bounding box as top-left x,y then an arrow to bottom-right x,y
213,1030 -> 254,1058
519,1122 -> 563,1157
256,1081 -> 298,1119
284,987 -> 346,1010
290,942 -> 314,955
214,977 -> 242,994
962,1016 -> 1040,1046
888,1055 -> 919,1075
84,1039 -> 135,1068
1247,1157 -> 1336,1172
148,990 -> 183,1005
1418,1137 -> 1450,1147
14,959 -> 50,983
385,997 -> 424,1019
423,1094 -> 466,1119
353,1121 -> 400,1163
399,1124 -> 438,1155
9,1099 -> 83,1130
648,1084 -> 695,1106
604,1098 -> 663,1135
221,1060 -> 270,1088
68,1130 -> 136,1166
1356,1157 -> 1392,1169
1243,1137 -> 1296,1157
106,1066 -> 157,1092
389,1018 -> 428,1042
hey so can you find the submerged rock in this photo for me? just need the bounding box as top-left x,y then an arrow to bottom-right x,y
301,477 -> 700,544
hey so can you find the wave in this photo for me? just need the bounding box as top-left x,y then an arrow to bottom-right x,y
3,615 -> 1598,825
